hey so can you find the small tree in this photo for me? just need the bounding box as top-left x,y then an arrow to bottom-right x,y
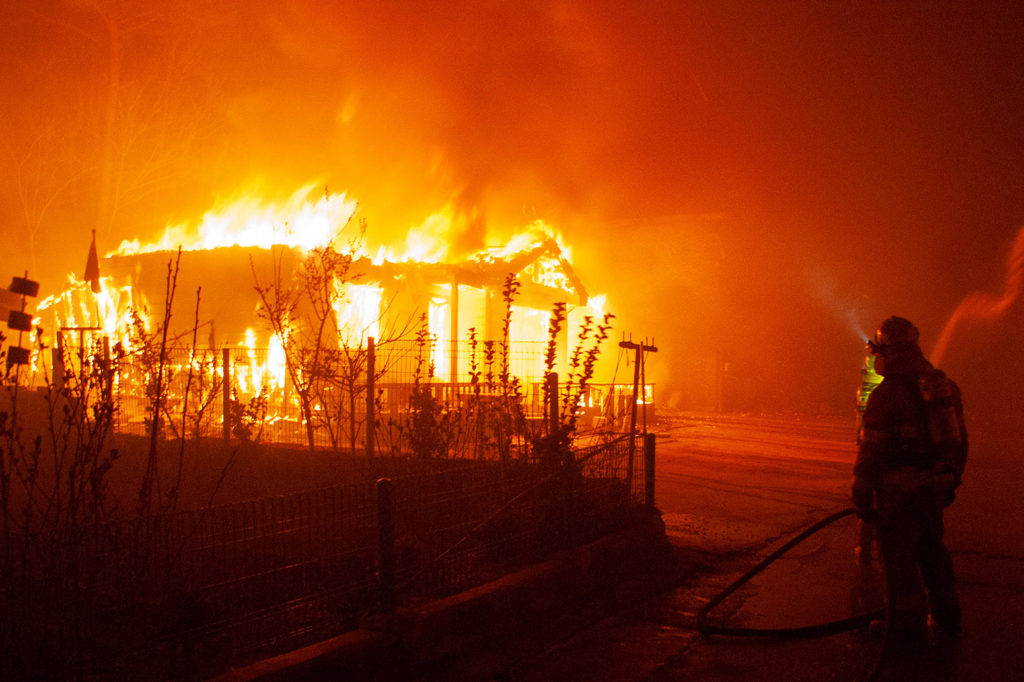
407,315 -> 444,458
561,311 -> 615,431
331,291 -> 416,454
252,206 -> 416,453
251,213 -> 359,451
530,304 -> 615,470
125,247 -> 191,515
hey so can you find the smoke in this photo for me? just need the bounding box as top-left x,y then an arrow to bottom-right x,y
931,226 -> 1024,365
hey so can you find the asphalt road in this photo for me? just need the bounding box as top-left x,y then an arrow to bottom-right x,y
491,411 -> 1024,682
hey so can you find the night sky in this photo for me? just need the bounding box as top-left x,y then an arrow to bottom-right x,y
2,1 -> 1023,429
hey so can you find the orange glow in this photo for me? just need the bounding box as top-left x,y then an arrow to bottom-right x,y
114,185 -> 359,256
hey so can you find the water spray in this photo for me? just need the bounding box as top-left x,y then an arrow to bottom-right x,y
805,263 -> 871,343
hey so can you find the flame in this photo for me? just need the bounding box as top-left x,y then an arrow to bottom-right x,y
429,296 -> 449,377
114,184 -> 359,256
36,273 -> 145,352
369,208 -> 456,264
232,328 -> 286,395
236,329 -> 259,395
477,220 -> 560,261
268,333 -> 286,389
510,305 -> 550,345
334,283 -> 382,344
586,294 -> 607,318
391,210 -> 453,263
472,220 -> 579,293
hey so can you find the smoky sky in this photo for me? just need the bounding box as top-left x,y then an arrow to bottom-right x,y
3,1 -> 1024,427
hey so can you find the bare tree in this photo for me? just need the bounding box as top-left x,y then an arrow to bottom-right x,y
0,1 -> 219,270
0,119 -> 84,272
327,290 -> 417,454
252,209 -> 420,453
251,214 -> 364,452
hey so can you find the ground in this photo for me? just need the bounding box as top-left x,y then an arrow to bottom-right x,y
430,411 -> 1024,681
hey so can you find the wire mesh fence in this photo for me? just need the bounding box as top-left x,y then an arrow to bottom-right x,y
0,434 -> 650,680
387,434 -> 645,602
1,479 -> 378,680
94,337 -> 653,454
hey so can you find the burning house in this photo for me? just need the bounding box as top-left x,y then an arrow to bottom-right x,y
98,226 -> 594,377
34,188 -> 631,451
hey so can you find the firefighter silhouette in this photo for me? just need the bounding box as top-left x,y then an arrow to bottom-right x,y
853,316 -> 965,645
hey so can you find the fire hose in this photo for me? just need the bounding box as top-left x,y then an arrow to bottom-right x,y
696,507 -> 887,639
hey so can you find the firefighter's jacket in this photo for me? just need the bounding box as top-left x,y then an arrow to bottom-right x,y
852,345 -> 965,513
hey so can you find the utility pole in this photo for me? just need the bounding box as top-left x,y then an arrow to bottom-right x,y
619,336 -> 658,489
619,336 -> 658,436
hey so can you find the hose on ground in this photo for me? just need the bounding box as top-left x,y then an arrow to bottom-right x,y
697,507 -> 887,639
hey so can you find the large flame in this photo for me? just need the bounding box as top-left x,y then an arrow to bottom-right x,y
334,283 -> 383,344
38,183 -> 609,413
114,184 -> 359,256
373,210 -> 454,264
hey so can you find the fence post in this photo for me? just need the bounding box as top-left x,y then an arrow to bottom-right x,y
644,432 -> 656,508
52,332 -> 65,395
222,348 -> 231,443
626,346 -> 640,488
376,477 -> 395,612
546,372 -> 559,434
366,337 -> 375,462
102,336 -> 113,410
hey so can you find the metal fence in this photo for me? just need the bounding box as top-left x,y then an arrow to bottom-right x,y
0,434 -> 651,680
81,336 -> 651,454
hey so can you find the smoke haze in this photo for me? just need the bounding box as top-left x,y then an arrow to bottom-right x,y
2,1 -> 1023,430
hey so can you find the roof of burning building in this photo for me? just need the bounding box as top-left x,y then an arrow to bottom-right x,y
101,232 -> 588,308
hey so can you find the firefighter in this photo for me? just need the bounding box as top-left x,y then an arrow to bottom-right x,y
853,316 -> 964,645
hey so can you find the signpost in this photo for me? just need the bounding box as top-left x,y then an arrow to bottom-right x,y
5,272 -> 39,379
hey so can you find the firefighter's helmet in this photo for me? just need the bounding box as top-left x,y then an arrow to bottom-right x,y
870,316 -> 920,354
